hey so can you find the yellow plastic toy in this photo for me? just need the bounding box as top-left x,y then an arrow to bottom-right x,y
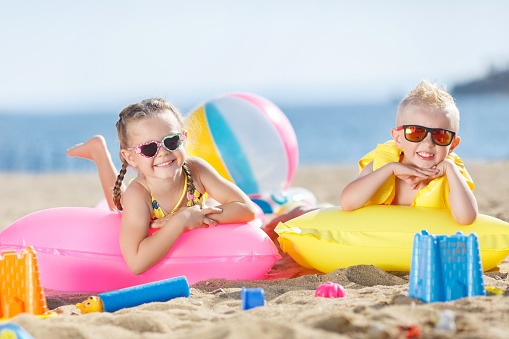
76,276 -> 190,314
275,205 -> 509,272
76,296 -> 104,314
0,247 -> 53,319
486,286 -> 504,296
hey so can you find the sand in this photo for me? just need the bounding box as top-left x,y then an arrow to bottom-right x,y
2,161 -> 509,338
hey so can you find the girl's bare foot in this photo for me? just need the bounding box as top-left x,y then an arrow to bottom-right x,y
67,135 -> 119,211
66,135 -> 108,161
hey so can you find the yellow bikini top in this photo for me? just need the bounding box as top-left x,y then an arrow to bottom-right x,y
151,172 -> 204,219
129,173 -> 204,220
359,141 -> 474,209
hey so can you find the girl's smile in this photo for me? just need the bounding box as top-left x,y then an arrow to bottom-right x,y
154,160 -> 176,168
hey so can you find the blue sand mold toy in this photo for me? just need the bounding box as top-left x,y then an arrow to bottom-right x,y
76,276 -> 190,313
0,323 -> 35,339
408,230 -> 486,303
241,286 -> 265,310
101,276 -> 190,312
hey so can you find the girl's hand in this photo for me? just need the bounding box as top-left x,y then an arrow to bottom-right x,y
182,205 -> 222,231
150,205 -> 223,230
392,163 -> 439,190
150,215 -> 173,229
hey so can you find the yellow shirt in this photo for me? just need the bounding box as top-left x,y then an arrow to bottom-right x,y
359,141 -> 474,209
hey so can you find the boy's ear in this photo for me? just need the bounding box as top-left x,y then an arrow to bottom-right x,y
391,128 -> 403,148
449,136 -> 460,153
120,149 -> 138,168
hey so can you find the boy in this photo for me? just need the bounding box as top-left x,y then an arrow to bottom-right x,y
340,80 -> 478,225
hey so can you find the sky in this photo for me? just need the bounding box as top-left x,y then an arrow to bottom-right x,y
1,0 -> 509,113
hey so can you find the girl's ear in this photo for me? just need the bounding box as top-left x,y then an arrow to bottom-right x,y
120,149 -> 138,168
449,136 -> 461,153
391,128 -> 403,148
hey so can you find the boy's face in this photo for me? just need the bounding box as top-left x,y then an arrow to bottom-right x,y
391,105 -> 460,169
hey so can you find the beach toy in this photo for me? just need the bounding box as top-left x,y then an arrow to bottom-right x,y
275,205 -> 509,272
250,187 -> 318,214
486,286 -> 504,296
314,282 -> 346,298
186,93 -> 298,196
76,276 -> 190,313
408,231 -> 485,303
0,247 -> 52,320
0,207 -> 280,292
435,310 -> 456,332
0,323 -> 35,339
241,286 -> 265,310
397,325 -> 421,338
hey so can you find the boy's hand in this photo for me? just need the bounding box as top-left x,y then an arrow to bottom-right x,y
433,158 -> 455,178
392,162 -> 440,190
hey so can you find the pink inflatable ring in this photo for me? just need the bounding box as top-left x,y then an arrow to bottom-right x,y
0,207 -> 280,292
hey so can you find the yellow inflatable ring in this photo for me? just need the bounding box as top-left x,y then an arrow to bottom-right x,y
275,205 -> 509,272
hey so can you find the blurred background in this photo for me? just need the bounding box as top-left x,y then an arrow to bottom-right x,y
1,0 -> 509,171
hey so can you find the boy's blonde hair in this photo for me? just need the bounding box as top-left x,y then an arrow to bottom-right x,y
397,80 -> 460,132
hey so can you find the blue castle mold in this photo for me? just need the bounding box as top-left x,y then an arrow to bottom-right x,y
408,230 -> 486,303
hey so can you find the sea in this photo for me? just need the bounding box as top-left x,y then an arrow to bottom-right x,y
0,93 -> 508,172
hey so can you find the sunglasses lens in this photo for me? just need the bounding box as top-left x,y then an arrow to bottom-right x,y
140,142 -> 159,157
405,126 -> 426,142
432,130 -> 453,146
163,135 -> 182,151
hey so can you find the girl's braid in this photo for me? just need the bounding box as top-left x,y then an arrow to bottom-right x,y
113,163 -> 128,211
182,161 -> 202,206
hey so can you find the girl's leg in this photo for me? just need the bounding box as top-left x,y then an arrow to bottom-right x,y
66,135 -> 120,211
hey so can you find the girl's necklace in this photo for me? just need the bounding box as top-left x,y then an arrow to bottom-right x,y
153,172 -> 188,216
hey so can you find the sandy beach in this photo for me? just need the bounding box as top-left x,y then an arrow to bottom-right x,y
2,161 -> 509,338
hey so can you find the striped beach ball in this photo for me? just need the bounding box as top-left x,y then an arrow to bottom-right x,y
185,93 -> 298,196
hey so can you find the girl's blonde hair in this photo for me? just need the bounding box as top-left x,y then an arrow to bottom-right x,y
112,98 -> 198,211
397,80 -> 460,132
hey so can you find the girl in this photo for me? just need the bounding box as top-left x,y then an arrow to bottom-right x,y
67,98 -> 257,274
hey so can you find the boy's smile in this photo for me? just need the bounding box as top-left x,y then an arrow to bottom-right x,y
392,105 -> 458,169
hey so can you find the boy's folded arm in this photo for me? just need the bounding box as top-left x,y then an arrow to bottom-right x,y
444,161 -> 478,225
340,162 -> 395,211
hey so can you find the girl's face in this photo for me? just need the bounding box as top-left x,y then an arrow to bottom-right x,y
391,105 -> 460,169
122,114 -> 186,181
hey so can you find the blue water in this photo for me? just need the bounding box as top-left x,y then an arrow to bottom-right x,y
1,94 -> 508,172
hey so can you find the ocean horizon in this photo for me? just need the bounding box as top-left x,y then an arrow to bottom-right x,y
1,93 -> 508,173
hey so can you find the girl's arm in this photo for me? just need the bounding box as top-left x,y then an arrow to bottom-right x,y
188,157 -> 257,224
119,181 -> 219,275
437,159 -> 478,225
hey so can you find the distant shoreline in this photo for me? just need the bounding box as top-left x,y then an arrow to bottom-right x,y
453,68 -> 509,95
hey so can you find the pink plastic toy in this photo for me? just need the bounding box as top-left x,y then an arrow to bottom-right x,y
315,282 -> 346,298
0,207 -> 280,292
